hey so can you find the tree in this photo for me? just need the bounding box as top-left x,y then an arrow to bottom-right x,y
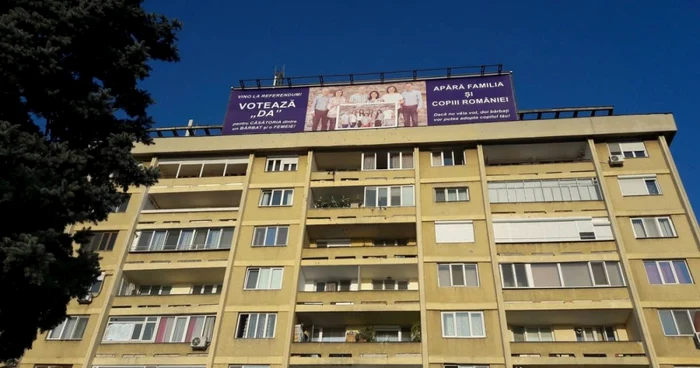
0,0 -> 181,360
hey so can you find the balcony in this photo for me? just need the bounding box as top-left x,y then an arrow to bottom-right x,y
510,341 -> 647,365
94,343 -> 208,363
297,264 -> 419,311
503,287 -> 631,308
484,141 -> 596,177
290,342 -> 422,365
303,223 -> 418,261
292,311 -> 421,365
311,150 -> 415,186
307,186 -> 416,224
142,190 -> 241,214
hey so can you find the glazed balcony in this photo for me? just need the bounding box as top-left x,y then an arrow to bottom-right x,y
307,186 -> 416,224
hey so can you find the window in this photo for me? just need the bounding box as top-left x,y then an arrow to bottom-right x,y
512,326 -> 553,342
245,268 -> 284,290
435,187 -> 469,202
136,285 -> 172,296
266,157 -> 298,172
618,176 -> 661,196
133,228 -> 234,252
438,264 -> 479,287
315,280 -> 351,292
631,217 -> 676,238
236,313 -> 276,338
658,309 -> 700,336
154,315 -> 216,343
89,272 -> 106,295
375,326 -> 412,342
260,189 -> 294,206
112,194 -> 131,213
435,221 -> 475,243
362,151 -> 414,170
192,284 -> 223,294
432,150 -> 466,166
493,217 -> 613,243
372,279 -> 409,290
47,316 -> 88,340
252,226 -> 289,247
311,327 -> 347,342
575,326 -> 617,341
500,262 -> 625,288
158,157 -> 248,178
488,178 -> 602,203
364,186 -> 414,207
608,142 -> 648,158
645,260 -> 693,284
441,311 -> 485,338
85,231 -> 118,251
102,315 -> 215,343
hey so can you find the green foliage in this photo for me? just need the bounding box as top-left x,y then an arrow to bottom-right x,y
411,322 -> 421,342
357,326 -> 376,342
0,0 -> 181,359
313,195 -> 352,208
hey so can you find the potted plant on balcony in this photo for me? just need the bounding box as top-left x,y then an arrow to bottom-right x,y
411,322 -> 421,342
356,326 -> 376,343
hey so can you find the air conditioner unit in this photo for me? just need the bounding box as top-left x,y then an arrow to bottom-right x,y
77,294 -> 92,305
609,154 -> 625,166
693,332 -> 700,349
190,335 -> 208,350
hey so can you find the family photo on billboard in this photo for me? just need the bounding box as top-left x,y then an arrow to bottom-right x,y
304,82 -> 428,131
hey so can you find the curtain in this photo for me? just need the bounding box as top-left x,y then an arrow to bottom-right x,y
644,261 -> 662,284
270,269 -> 283,289
632,220 -> 647,237
643,218 -> 661,237
442,313 -> 455,336
658,218 -> 674,237
151,231 -> 166,251
363,154 -> 375,170
464,265 -> 478,286
590,262 -> 608,285
104,323 -> 135,341
455,313 -> 471,337
275,227 -> 288,245
606,263 -> 624,286
253,228 -> 266,246
206,229 -> 221,249
265,314 -> 276,338
178,230 -> 194,250
530,264 -> 561,287
438,265 -> 451,287
402,152 -> 413,168
402,186 -> 414,206
220,228 -> 234,249
389,152 -> 401,169
659,262 -> 676,283
561,263 -> 592,287
431,152 -> 442,166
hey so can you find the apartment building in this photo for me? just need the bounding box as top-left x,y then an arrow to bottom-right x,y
18,71 -> 700,368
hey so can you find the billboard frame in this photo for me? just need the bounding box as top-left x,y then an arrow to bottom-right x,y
235,64 -> 506,90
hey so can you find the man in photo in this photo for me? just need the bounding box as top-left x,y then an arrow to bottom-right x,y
401,83 -> 423,127
311,90 -> 331,131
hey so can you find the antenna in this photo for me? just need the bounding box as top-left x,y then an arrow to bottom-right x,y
272,65 -> 285,87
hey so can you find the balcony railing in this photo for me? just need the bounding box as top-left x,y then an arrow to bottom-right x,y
297,290 -> 420,307
290,341 -> 422,363
510,341 -> 647,361
112,294 -> 221,310
302,245 -> 418,261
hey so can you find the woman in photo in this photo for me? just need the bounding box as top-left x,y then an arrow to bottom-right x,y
327,90 -> 346,130
373,109 -> 383,127
368,90 -> 382,103
382,86 -> 403,125
360,110 -> 372,128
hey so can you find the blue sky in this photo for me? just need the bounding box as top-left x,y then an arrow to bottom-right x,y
142,0 -> 700,205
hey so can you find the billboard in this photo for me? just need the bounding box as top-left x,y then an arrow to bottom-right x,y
222,74 -> 517,135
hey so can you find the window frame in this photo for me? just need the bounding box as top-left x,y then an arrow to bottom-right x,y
574,326 -> 617,342
364,185 -> 415,207
46,316 -> 89,341
265,156 -> 298,172
441,311 -> 485,338
438,263 -> 480,287
431,149 -> 466,167
500,261 -> 626,289
102,316 -> 159,343
86,231 -> 119,252
434,187 -> 470,203
259,189 -> 294,207
251,226 -> 289,247
512,326 -> 554,342
244,267 -> 284,290
361,151 -> 414,171
157,157 -> 249,178
488,178 -> 602,204
658,309 -> 700,336
618,175 -> 662,196
235,313 -> 277,339
608,142 -> 648,158
630,216 -> 677,239
132,228 -> 234,252
644,260 -> 693,285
